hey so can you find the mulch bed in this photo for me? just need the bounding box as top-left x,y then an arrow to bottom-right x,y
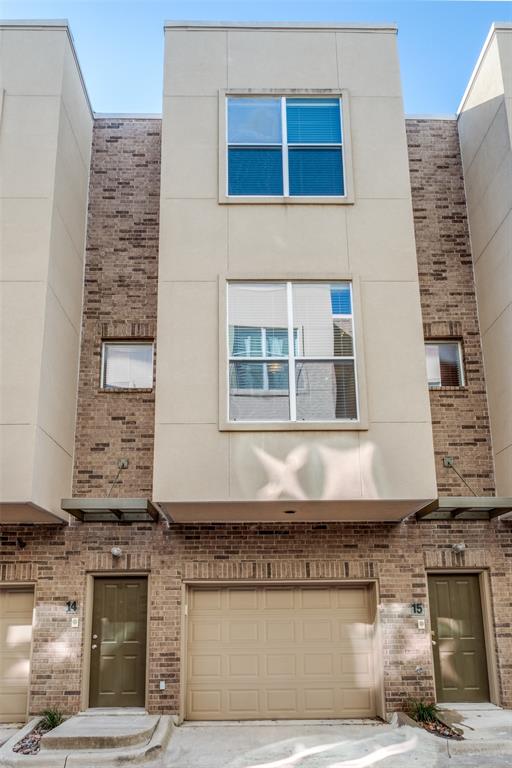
12,722 -> 51,755
421,719 -> 464,740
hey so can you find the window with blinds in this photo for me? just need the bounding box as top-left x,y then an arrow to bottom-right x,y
425,341 -> 464,388
101,342 -> 153,389
227,97 -> 344,197
228,282 -> 358,422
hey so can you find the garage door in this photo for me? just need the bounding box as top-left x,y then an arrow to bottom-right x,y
186,585 -> 376,720
0,588 -> 34,722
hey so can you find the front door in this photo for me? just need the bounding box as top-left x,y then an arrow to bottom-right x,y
428,574 -> 489,703
89,577 -> 147,708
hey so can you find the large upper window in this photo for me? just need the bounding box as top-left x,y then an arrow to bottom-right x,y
101,342 -> 153,390
227,97 -> 344,198
227,282 -> 358,422
425,341 -> 464,388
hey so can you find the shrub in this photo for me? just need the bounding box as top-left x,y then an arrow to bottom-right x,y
40,709 -> 64,730
406,698 -> 440,724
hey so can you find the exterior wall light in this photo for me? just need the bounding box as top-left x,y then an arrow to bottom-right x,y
452,542 -> 466,554
111,546 -> 123,558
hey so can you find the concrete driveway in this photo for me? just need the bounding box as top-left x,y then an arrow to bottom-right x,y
160,715 -> 512,768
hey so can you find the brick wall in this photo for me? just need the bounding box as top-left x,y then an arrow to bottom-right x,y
72,118 -> 161,498
1,520 -> 511,715
407,119 -> 495,496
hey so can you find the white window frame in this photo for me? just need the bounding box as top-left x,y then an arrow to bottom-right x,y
226,280 -> 361,425
218,89 -> 354,205
229,325 -> 300,394
425,340 -> 465,389
100,341 -> 154,390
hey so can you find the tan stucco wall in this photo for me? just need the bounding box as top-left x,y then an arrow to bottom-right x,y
154,24 -> 437,508
458,25 -> 512,495
0,23 -> 93,521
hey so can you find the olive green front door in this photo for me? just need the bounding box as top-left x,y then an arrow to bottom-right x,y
428,574 -> 489,703
89,577 -> 147,708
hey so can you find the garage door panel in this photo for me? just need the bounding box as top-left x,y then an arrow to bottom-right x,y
304,653 -> 333,676
190,654 -> 222,677
228,689 -> 260,713
190,689 -> 222,715
187,585 -> 376,720
190,619 -> 221,643
303,619 -> 333,642
335,588 -> 369,608
304,688 -> 335,712
265,620 -> 296,642
0,655 -> 31,681
0,620 -> 32,650
339,618 -> 372,641
341,652 -> 372,676
228,654 -> 259,676
228,589 -> 259,610
228,621 -> 258,642
0,588 -> 34,723
266,654 -> 296,676
190,589 -> 222,611
341,687 -> 374,713
263,589 -> 295,610
266,688 -> 298,712
301,589 -> 332,609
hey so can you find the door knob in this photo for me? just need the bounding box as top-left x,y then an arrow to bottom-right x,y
92,644 -> 97,650
432,640 -> 437,645
92,634 -> 98,639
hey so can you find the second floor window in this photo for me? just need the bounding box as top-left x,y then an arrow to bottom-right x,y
228,281 -> 358,422
101,342 -> 154,390
425,341 -> 464,388
227,97 -> 344,198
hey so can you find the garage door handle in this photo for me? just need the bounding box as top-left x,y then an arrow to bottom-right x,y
91,644 -> 98,650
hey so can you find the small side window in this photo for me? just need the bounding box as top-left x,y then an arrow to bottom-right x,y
425,341 -> 464,388
101,342 -> 153,390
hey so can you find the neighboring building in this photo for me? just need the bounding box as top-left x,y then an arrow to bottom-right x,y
458,24 -> 512,497
0,19 -> 511,724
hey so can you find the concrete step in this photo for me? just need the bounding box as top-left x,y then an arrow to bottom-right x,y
0,715 -> 175,767
41,713 -> 159,750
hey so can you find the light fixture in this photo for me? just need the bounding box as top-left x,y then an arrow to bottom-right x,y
111,546 -> 122,558
452,542 -> 466,554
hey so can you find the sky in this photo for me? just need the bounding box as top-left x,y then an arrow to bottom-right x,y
1,1 -> 510,114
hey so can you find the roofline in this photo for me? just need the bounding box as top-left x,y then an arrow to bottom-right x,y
457,22 -> 512,116
0,19 -> 69,27
164,20 -> 398,33
94,112 -> 162,120
406,114 -> 457,121
0,19 -> 93,118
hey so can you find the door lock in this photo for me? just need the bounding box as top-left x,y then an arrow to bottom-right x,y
91,644 -> 98,650
92,634 -> 98,639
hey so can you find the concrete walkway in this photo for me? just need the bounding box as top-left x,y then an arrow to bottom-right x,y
160,716 -> 512,768
3,709 -> 512,767
0,725 -> 21,748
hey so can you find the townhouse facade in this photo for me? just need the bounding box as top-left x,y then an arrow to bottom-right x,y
0,19 -> 511,723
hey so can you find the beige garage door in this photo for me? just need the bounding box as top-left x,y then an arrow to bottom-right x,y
186,585 -> 376,720
0,588 -> 34,722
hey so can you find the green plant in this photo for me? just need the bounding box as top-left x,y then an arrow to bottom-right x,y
406,697 -> 440,724
40,708 -> 64,730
